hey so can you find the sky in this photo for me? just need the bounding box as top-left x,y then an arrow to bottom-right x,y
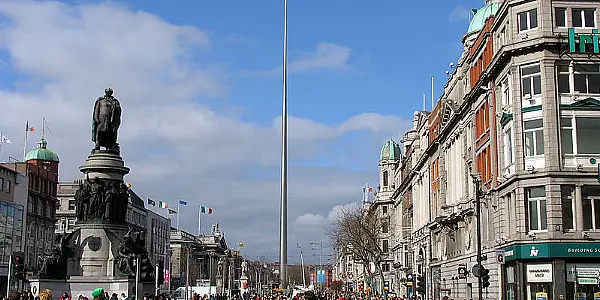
0,0 -> 486,264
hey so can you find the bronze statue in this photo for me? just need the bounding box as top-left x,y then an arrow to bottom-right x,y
37,233 -> 75,278
92,88 -> 121,152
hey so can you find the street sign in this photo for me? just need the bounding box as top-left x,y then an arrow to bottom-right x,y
578,278 -> 599,285
496,250 -> 506,264
577,270 -> 600,277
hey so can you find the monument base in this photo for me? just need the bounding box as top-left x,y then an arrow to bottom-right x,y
29,277 -> 154,299
68,223 -> 130,277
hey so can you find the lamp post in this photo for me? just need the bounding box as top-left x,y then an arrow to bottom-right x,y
472,173 -> 484,300
296,244 -> 306,288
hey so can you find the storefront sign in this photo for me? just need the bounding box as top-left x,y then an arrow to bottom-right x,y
569,28 -> 600,53
527,264 -> 553,283
566,264 -> 600,282
503,243 -> 600,261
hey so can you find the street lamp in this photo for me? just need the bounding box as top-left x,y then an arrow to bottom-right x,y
296,244 -> 306,288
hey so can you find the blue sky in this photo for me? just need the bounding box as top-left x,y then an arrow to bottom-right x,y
0,0 -> 486,263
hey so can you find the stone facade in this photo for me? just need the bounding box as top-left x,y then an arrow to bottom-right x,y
387,1 -> 600,300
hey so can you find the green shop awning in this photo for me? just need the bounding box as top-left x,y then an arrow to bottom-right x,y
502,243 -> 600,261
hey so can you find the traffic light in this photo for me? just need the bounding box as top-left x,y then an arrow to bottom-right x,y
415,274 -> 425,294
13,255 -> 24,280
481,267 -> 490,288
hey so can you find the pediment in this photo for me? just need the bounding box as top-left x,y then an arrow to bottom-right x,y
571,97 -> 600,108
500,113 -> 513,127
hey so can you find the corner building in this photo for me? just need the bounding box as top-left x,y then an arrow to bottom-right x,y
388,1 -> 600,300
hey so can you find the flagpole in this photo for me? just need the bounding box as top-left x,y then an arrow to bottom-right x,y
279,0 -> 289,289
197,206 -> 202,236
23,121 -> 28,161
177,203 -> 180,230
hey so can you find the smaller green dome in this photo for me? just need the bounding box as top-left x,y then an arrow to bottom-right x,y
25,138 -> 59,162
380,139 -> 401,162
467,1 -> 502,34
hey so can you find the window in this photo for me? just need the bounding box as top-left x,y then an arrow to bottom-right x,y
555,7 -> 566,27
382,206 -> 388,215
527,186 -> 547,231
583,186 -> 600,230
501,75 -> 512,106
382,222 -> 389,234
383,171 -> 389,187
572,8 -> 596,28
382,240 -> 389,253
560,118 -> 574,154
499,27 -> 507,48
521,65 -> 542,98
562,185 -> 575,231
504,127 -> 514,168
518,9 -> 538,32
577,118 -> 600,154
68,200 -> 76,211
0,179 -> 3,192
559,63 -> 600,94
524,119 -> 545,156
5,180 -> 11,194
382,263 -> 390,272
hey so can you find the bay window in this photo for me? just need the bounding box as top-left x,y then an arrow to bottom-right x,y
557,63 -> 600,95
521,64 -> 541,99
524,119 -> 544,156
561,116 -> 600,155
572,8 -> 596,28
527,186 -> 547,231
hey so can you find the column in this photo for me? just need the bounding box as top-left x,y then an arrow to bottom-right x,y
575,185 -> 583,232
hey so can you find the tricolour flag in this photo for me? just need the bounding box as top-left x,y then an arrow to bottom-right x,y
1,136 -> 11,144
159,201 -> 168,209
200,206 -> 213,214
179,200 -> 187,206
238,242 -> 245,247
168,208 -> 177,214
25,121 -> 34,133
147,198 -> 156,206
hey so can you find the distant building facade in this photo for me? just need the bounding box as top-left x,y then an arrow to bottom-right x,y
0,165 -> 27,292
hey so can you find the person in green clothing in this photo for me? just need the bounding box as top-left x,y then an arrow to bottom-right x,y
92,289 -> 106,300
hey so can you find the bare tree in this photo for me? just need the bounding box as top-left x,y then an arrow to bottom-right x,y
327,203 -> 386,297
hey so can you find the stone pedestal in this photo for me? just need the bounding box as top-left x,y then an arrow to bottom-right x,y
79,151 -> 130,181
29,277 -> 154,299
69,223 -> 129,277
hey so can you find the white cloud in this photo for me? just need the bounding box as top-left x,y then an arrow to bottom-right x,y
448,7 -> 471,23
0,0 -> 408,262
295,214 -> 326,227
246,42 -> 352,76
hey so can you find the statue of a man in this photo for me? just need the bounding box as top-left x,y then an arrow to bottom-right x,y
92,88 -> 122,151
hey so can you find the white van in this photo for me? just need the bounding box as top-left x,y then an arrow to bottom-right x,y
170,286 -> 221,300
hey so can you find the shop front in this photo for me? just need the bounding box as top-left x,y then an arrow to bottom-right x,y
501,243 -> 600,300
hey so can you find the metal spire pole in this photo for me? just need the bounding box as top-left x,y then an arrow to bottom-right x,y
279,0 -> 289,290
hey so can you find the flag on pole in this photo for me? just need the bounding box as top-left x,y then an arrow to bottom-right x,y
179,200 -> 187,206
147,198 -> 156,206
168,209 -> 177,214
25,122 -> 34,133
1,136 -> 11,144
238,242 -> 244,247
159,201 -> 168,209
200,206 -> 213,214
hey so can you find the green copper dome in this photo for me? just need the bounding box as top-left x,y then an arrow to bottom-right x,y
25,138 -> 59,162
380,139 -> 401,162
467,1 -> 502,34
